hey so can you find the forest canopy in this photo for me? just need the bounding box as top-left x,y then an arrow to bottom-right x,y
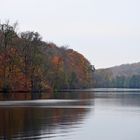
94,62 -> 140,88
0,21 -> 94,94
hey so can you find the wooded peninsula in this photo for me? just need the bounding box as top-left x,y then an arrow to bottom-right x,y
0,22 -> 94,99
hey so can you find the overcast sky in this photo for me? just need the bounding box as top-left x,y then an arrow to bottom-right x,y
0,0 -> 140,68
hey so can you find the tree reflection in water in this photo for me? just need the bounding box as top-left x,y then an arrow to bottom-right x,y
0,91 -> 94,139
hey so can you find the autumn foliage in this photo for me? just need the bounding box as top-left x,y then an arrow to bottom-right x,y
0,22 -> 94,99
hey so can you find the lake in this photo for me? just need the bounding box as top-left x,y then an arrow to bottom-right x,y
0,89 -> 140,140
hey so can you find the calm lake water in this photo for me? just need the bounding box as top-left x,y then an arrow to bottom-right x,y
0,89 -> 140,140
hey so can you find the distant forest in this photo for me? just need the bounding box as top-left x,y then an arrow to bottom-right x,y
0,21 -> 94,95
94,62 -> 140,88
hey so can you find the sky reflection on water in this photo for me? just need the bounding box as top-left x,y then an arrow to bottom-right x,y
0,90 -> 140,140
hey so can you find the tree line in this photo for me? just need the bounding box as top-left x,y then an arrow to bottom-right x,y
0,21 -> 94,98
94,69 -> 140,88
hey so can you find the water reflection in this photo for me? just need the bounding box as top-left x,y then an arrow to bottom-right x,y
0,91 -> 94,101
0,91 -> 93,140
0,90 -> 140,140
93,92 -> 140,107
0,107 -> 91,139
